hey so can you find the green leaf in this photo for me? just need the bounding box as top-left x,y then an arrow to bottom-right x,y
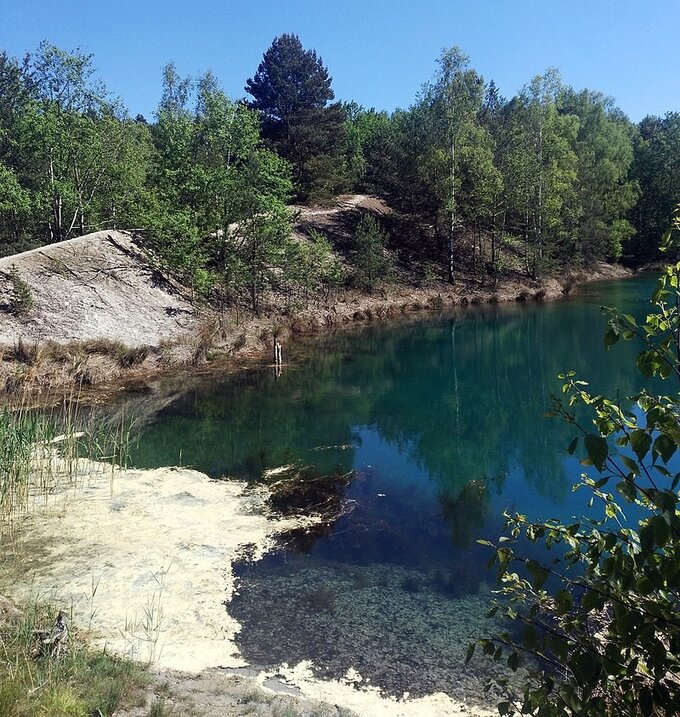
572,651 -> 602,683
507,651 -> 519,671
554,589 -> 573,614
620,455 -> 639,476
604,327 -> 620,348
526,559 -> 549,589
640,523 -> 655,555
523,624 -> 538,649
567,437 -> 578,455
585,433 -> 608,471
630,429 -> 652,461
652,515 -> 671,547
616,479 -> 637,503
653,433 -> 676,463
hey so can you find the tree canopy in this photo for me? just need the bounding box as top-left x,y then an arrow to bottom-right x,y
0,38 -> 675,310
245,33 -> 346,200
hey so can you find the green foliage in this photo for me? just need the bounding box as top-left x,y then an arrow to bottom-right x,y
628,113 -> 680,264
476,217 -> 680,715
144,65 -> 296,309
6,263 -> 34,313
352,215 -> 391,289
285,228 -> 344,301
0,38 -> 667,303
0,600 -> 147,717
246,34 -> 346,200
559,88 -> 639,262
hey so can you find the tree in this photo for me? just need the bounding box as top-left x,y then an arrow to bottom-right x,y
0,161 -> 31,254
352,214 -> 391,289
473,210 -> 680,716
559,89 -> 638,262
426,47 -> 487,283
146,64 -> 295,310
12,42 -> 151,243
499,71 -> 578,277
342,103 -> 396,195
628,113 -> 680,264
0,51 -> 32,156
245,33 -> 345,200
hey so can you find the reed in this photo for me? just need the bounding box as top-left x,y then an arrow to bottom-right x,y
0,389 -> 134,537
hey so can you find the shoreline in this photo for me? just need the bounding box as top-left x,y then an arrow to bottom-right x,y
0,261 -> 633,403
0,262 -> 641,715
0,460 -> 494,717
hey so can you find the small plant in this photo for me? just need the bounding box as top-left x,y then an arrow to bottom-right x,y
428,294 -> 444,309
7,264 -> 34,314
561,274 -> 577,296
0,598 -> 148,717
472,215 -> 680,716
120,563 -> 170,665
231,331 -> 247,352
7,337 -> 41,365
147,698 -> 167,717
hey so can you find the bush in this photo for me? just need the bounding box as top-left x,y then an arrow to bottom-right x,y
7,264 -> 34,313
473,212 -> 680,716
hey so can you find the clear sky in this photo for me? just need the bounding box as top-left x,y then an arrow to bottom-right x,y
1,1 -> 678,122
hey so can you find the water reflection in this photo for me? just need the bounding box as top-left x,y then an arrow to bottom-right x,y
126,274 -> 659,697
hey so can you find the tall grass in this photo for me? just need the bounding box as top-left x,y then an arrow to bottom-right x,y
0,392 -> 134,537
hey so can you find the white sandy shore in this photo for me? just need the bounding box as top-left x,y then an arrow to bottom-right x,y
0,462 -> 493,717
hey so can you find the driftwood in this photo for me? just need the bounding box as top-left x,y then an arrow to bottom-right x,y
32,610 -> 68,659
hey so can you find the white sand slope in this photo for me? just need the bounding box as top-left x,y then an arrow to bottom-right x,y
0,231 -> 198,346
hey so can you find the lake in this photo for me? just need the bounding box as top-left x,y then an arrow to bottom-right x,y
129,273 -> 660,702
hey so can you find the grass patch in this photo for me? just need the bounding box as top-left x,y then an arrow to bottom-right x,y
0,600 -> 149,717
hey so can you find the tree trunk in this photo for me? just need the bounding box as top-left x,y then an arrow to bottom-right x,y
448,138 -> 456,284
49,152 -> 63,243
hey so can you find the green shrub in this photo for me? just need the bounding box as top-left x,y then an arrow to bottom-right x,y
351,215 -> 392,290
474,214 -> 680,716
7,264 -> 34,313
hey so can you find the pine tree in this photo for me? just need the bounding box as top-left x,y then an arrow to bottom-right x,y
245,34 -> 345,200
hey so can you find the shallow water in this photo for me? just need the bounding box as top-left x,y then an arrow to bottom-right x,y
129,273 -> 662,699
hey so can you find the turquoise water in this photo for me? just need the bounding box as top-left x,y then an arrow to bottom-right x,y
129,274 -> 662,700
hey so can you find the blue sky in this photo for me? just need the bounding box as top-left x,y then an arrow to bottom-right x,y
1,1 -> 678,121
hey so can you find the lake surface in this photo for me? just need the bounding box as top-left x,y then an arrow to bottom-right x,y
129,274 -> 660,701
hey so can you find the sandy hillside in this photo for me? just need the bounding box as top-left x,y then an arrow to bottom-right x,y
0,231 -> 199,347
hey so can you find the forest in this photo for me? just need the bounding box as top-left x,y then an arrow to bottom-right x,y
0,35 -> 678,308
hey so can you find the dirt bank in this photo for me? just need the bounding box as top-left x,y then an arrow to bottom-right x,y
0,227 -> 632,398
0,230 -> 199,346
